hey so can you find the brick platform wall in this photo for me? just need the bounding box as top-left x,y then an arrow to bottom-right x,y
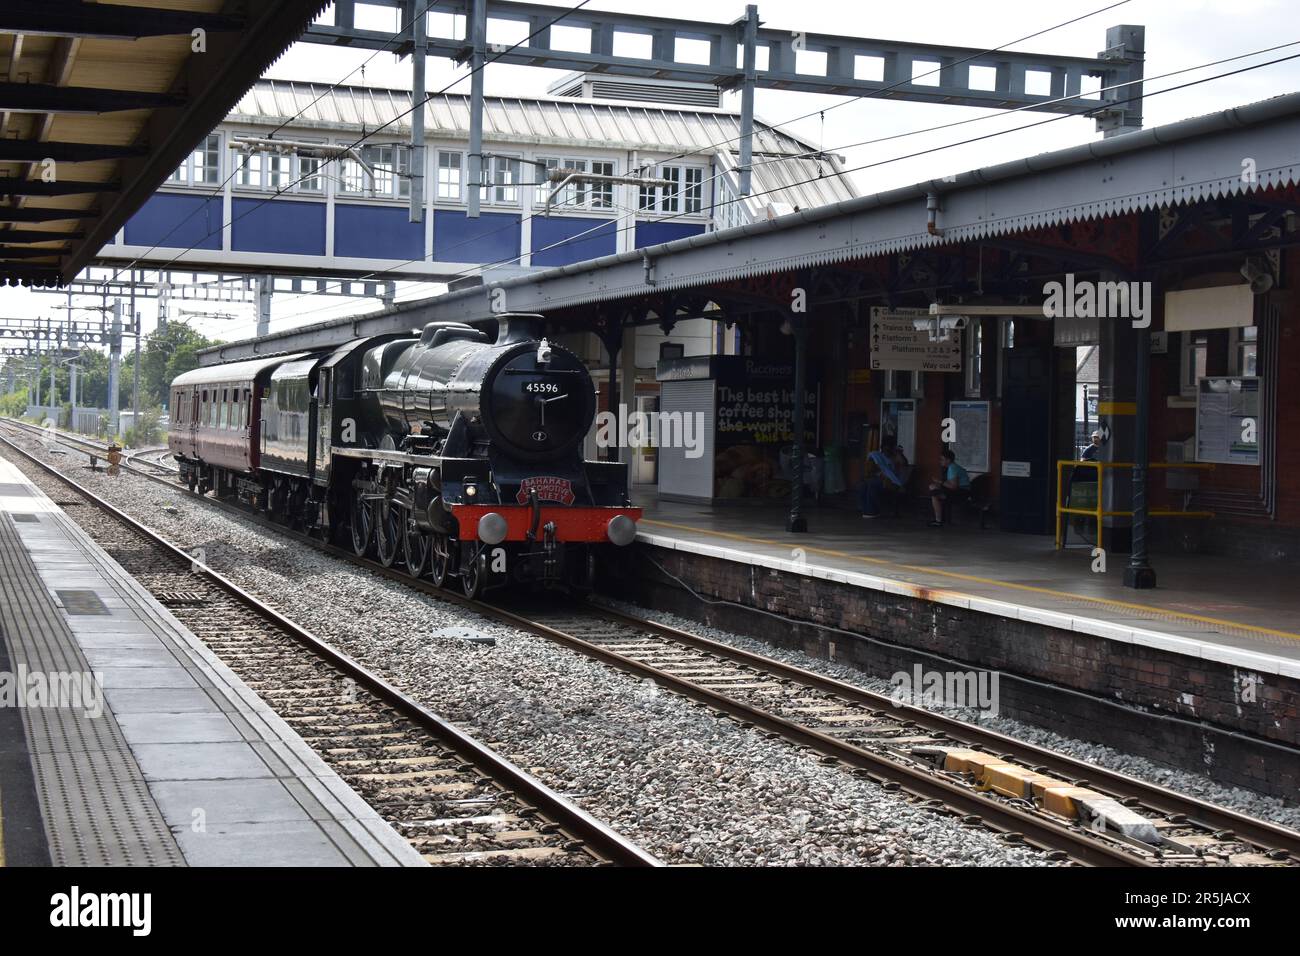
603,543 -> 1300,801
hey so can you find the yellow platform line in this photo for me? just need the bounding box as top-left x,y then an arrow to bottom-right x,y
641,519 -> 1300,643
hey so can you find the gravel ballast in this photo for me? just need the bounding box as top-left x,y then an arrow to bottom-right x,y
1,433 -> 1059,866
593,598 -> 1300,832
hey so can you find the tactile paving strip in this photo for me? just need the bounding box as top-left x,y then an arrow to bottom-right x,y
0,513 -> 184,866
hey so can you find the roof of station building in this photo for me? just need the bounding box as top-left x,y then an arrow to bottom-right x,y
226,78 -> 859,214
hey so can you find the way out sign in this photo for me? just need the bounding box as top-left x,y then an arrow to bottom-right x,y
869,307 -> 962,372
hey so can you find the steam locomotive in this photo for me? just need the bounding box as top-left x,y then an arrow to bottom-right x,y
168,314 -> 640,596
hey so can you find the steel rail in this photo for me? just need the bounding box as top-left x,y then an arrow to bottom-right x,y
11,417 -> 1296,864
7,425 -> 1127,865
0,426 -> 660,868
590,606 -> 1300,861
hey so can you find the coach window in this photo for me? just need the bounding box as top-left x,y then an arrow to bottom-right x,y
244,389 -> 252,427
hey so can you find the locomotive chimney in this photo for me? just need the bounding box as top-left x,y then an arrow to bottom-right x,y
494,313 -> 544,345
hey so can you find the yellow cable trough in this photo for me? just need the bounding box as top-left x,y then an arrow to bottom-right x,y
641,518 -> 1300,643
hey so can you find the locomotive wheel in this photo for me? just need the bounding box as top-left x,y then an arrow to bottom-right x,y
462,551 -> 486,599
375,500 -> 402,568
185,471 -> 197,493
403,518 -> 429,578
430,534 -> 451,587
350,493 -> 374,557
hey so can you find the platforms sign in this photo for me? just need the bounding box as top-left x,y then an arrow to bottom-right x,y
869,308 -> 962,372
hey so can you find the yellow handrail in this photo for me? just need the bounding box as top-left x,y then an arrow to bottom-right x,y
1054,460 -> 1215,550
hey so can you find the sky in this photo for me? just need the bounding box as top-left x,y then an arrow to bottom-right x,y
4,0 -> 1299,351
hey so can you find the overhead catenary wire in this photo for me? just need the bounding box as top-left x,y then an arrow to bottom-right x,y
110,0 -> 596,316
141,0 -> 1142,336
97,0 -> 449,297
265,42 -> 1300,329
460,50 -> 1300,286
453,45 -> 1300,290
627,0 -> 1136,180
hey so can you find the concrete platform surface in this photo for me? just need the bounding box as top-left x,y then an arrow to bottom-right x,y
635,494 -> 1300,678
0,455 -> 425,867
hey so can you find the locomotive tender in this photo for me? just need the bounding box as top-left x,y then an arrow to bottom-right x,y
169,314 -> 640,596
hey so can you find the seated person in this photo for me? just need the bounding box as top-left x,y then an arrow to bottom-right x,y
928,448 -> 971,527
860,444 -> 911,518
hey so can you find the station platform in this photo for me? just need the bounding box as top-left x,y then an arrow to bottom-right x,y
0,456 -> 424,867
634,494 -> 1300,677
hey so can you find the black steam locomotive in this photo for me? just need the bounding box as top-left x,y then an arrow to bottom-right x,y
169,314 -> 640,596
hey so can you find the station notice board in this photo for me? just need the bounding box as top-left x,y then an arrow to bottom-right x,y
948,400 -> 990,474
880,398 -> 916,462
1195,376 -> 1260,465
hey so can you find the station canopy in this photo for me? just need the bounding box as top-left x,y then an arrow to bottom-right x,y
0,0 -> 329,287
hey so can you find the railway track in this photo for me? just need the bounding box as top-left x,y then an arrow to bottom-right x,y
7,417 -> 1300,867
13,425 -> 178,476
516,605 -> 1300,866
0,425 -> 658,868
